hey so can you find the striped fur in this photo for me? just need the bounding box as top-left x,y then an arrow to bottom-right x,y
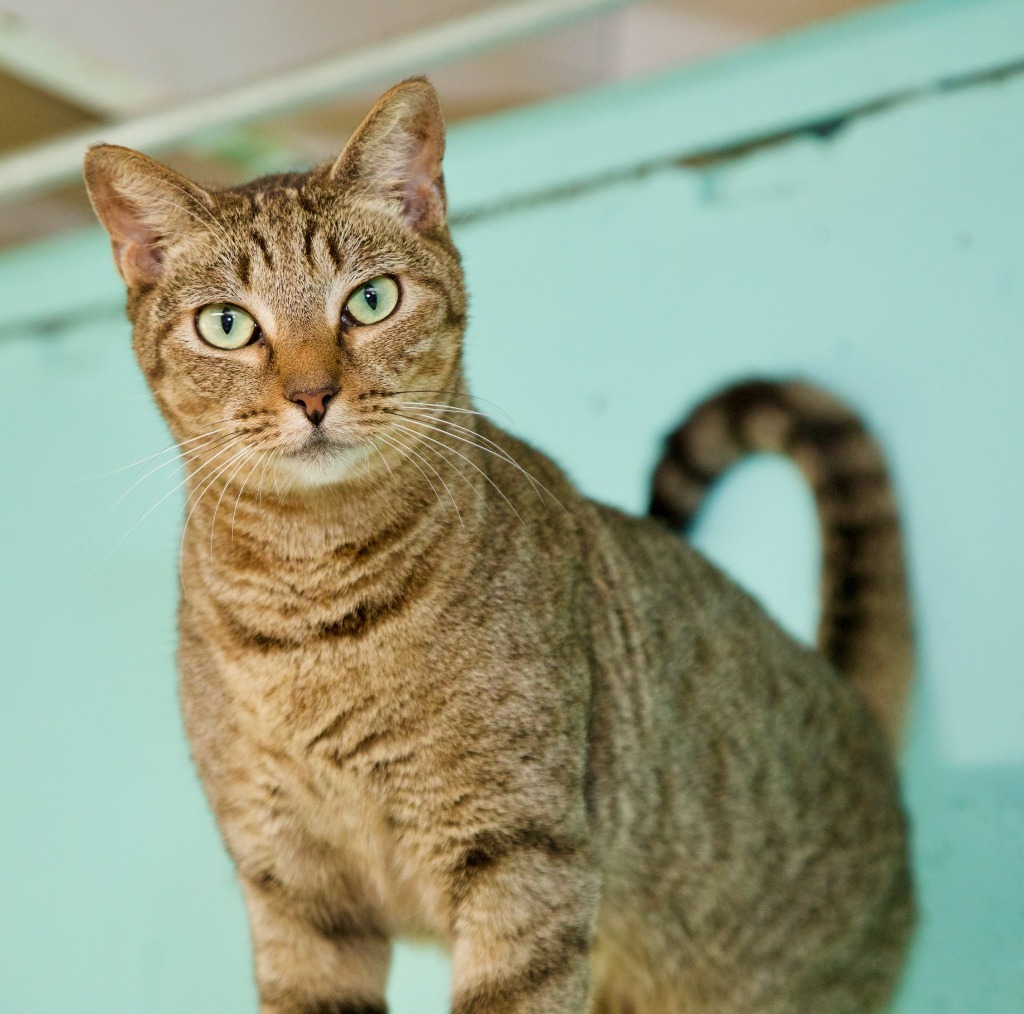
85,80 -> 913,1013
650,379 -> 913,747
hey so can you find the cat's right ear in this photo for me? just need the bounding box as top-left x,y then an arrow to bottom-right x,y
83,145 -> 214,288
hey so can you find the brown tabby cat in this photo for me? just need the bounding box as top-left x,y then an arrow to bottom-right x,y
83,78 -> 913,1013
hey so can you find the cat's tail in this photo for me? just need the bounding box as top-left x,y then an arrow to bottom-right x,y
649,379 -> 913,749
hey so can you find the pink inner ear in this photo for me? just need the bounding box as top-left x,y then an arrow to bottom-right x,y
114,237 -> 164,283
399,130 -> 445,230
104,188 -> 161,248
326,81 -> 448,232
100,188 -> 166,284
402,172 -> 443,228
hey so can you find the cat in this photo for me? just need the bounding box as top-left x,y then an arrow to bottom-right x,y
84,78 -> 913,1013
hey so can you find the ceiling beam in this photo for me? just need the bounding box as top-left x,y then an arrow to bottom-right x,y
0,11 -> 164,118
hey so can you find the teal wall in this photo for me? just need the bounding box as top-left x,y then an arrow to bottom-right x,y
2,0 -> 1022,1010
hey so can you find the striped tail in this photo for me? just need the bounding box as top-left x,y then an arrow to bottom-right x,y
650,379 -> 913,749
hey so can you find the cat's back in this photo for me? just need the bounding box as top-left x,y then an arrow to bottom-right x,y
577,500 -> 912,1008
583,496 -> 904,833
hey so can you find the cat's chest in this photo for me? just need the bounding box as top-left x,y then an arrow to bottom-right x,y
238,732 -> 445,937
204,680 -> 448,941
181,606 -> 450,938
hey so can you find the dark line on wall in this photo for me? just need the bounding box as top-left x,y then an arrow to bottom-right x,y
450,54 -> 1024,228
0,301 -> 125,345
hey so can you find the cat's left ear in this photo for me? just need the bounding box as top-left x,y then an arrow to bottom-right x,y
330,77 -> 447,234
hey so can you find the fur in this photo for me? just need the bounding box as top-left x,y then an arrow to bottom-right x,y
84,79 -> 914,1013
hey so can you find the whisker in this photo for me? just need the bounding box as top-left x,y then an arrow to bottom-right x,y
91,436 -> 246,573
207,443 -> 266,558
104,429 -> 237,519
391,388 -> 519,429
394,400 -> 494,421
369,437 -> 398,487
82,432 -> 235,556
375,432 -> 452,521
172,438 -> 250,521
179,441 -> 258,590
83,420 -> 240,480
398,407 -> 546,502
391,412 -> 567,514
390,421 -> 509,521
280,459 -> 301,499
230,445 -> 271,541
356,445 -> 377,485
273,455 -> 283,498
256,448 -> 277,504
124,436 -> 243,527
398,428 -> 490,514
211,444 -> 263,553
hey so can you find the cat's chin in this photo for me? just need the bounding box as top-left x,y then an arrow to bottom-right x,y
272,439 -> 372,491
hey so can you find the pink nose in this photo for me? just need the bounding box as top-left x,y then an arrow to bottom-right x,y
287,386 -> 337,426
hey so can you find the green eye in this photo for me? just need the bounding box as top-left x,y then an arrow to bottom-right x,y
195,303 -> 260,349
344,276 -> 399,325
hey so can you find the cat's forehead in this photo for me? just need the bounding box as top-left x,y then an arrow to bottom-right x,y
205,170 -> 417,280
219,171 -> 329,228
225,170 -> 314,201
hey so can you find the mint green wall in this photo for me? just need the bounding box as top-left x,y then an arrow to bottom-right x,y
2,0 -> 1022,1010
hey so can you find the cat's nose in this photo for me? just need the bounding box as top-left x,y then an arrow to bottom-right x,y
287,385 -> 338,426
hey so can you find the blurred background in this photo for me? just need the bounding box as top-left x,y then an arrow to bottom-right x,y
0,0 -> 888,248
1,0 -> 1023,1011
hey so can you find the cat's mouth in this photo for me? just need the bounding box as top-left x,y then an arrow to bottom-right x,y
290,430 -> 346,458
269,428 -> 371,490
284,428 -> 367,467
268,424 -> 376,491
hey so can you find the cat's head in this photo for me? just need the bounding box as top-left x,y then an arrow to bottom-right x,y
84,78 -> 467,490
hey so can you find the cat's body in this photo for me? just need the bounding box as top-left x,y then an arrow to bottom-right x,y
85,80 -> 913,1013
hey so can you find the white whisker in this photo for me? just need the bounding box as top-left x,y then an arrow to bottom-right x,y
206,444 -> 265,558
376,432 -> 452,521
392,412 -> 567,514
399,408 -> 547,503
84,420 -> 240,480
90,436 -> 246,574
179,441 -> 258,592
397,400 -> 493,420
393,389 -> 519,429
105,429 -> 237,519
369,438 -> 398,487
210,445 -> 263,553
231,445 -> 270,541
390,421 -> 505,520
256,448 -> 277,504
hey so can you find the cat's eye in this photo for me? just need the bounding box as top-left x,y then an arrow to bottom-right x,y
195,303 -> 260,349
344,276 -> 400,326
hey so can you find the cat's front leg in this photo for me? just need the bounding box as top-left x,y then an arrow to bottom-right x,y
448,837 -> 599,1014
241,878 -> 391,1014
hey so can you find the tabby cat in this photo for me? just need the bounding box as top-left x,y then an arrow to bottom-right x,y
84,78 -> 913,1013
